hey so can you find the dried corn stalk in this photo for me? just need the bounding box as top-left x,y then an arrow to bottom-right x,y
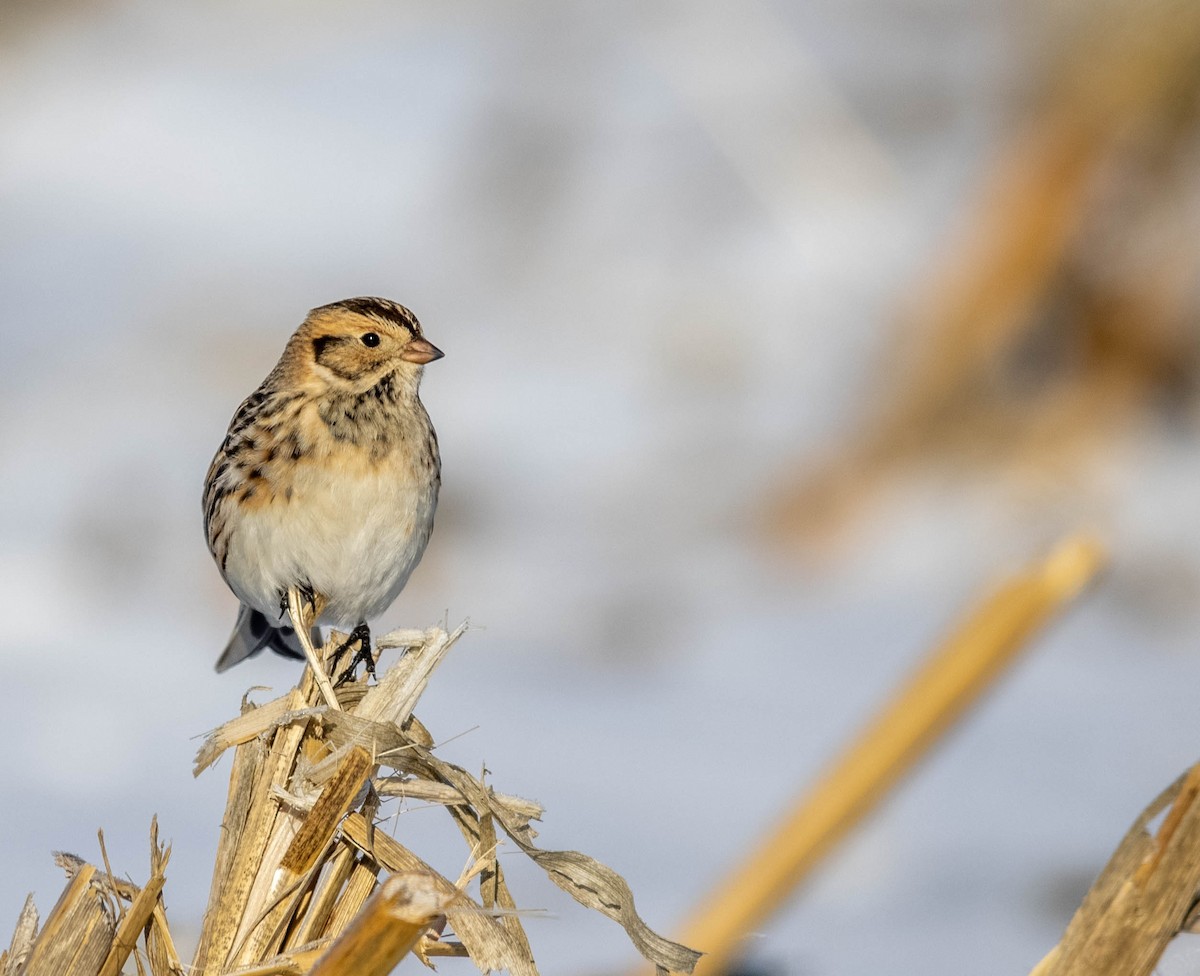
2,602 -> 700,975
190,605 -> 698,975
0,821 -> 183,976
1031,761 -> 1200,976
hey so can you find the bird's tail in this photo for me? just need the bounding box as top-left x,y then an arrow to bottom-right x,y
215,603 -> 308,672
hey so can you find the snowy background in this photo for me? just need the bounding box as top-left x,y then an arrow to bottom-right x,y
3,1 -> 1200,973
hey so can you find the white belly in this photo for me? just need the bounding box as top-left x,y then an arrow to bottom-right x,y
223,460 -> 437,626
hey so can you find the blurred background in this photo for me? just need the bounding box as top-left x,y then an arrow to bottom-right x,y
3,0 -> 1200,973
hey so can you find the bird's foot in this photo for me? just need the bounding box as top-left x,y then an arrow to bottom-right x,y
332,623 -> 374,686
278,582 -> 319,622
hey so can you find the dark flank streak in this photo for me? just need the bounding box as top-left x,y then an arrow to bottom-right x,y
204,486 -> 226,527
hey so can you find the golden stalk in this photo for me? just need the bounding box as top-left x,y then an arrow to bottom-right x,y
96,863 -> 166,976
307,872 -> 448,976
18,865 -> 113,976
662,534 -> 1105,976
287,587 -> 339,710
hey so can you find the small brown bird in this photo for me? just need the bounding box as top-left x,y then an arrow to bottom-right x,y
203,297 -> 443,671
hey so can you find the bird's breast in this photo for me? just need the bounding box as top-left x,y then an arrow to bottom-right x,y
217,394 -> 439,624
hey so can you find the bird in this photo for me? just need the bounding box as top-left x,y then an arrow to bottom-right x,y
203,297 -> 443,673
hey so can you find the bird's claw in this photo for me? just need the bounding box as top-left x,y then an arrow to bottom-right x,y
279,582 -> 319,622
332,623 -> 374,686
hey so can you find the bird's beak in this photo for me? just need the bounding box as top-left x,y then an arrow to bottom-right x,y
400,338 -> 445,364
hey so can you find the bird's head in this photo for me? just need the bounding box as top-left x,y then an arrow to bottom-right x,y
287,296 -> 443,394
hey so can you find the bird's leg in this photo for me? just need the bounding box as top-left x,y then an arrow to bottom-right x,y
333,623 -> 374,686
281,582 -> 318,621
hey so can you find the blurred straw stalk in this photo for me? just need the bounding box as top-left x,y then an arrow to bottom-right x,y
642,534 -> 1105,976
1,605 -> 700,976
771,0 -> 1200,546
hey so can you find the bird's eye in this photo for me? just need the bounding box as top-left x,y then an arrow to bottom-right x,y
361,333 -> 380,347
